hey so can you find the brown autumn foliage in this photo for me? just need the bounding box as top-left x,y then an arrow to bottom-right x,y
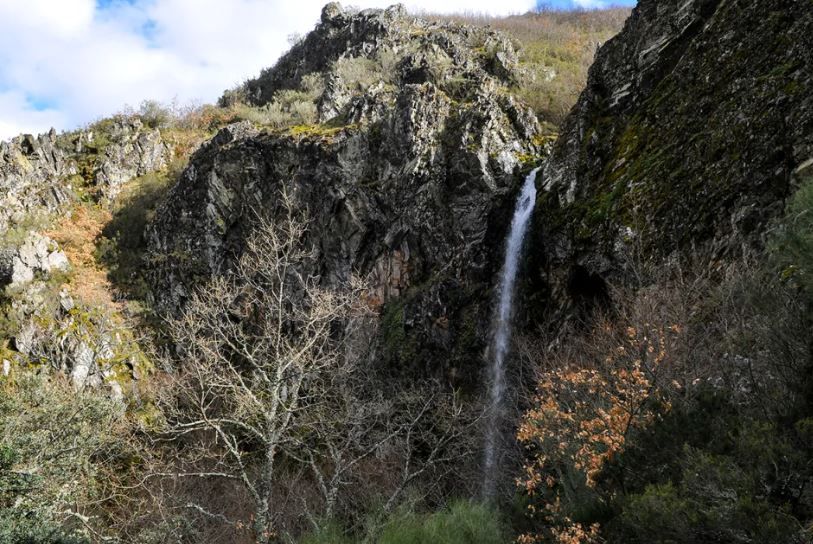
516,319 -> 679,543
515,249 -> 813,543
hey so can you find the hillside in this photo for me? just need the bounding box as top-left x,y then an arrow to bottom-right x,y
427,8 -> 630,125
0,2 -> 812,543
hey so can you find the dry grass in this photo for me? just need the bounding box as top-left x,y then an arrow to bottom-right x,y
46,204 -> 118,310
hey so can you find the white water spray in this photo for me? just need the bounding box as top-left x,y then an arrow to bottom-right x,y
482,167 -> 540,500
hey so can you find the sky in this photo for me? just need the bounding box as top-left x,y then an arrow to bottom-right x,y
0,0 -> 635,140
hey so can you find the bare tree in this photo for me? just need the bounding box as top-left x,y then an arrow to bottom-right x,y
155,193 -> 371,543
280,350 -> 483,538
145,193 -> 488,543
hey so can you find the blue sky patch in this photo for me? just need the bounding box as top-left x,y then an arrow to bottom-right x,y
25,94 -> 58,112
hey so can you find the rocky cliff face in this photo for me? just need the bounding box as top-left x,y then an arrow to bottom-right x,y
0,118 -> 171,395
147,4 -> 545,382
0,130 -> 77,231
234,3 -> 521,111
529,0 -> 813,320
1,117 -> 172,230
90,118 -> 172,201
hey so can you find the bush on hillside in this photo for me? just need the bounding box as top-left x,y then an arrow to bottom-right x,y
0,371 -> 124,543
773,174 -> 813,298
428,8 -> 630,125
516,179 -> 813,543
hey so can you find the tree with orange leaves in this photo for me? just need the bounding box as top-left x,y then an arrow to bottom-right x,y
516,322 -> 679,543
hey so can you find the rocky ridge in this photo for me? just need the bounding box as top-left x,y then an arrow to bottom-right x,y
0,117 -> 172,232
148,3 -> 546,382
0,130 -> 77,232
232,2 -> 521,112
90,117 -> 172,201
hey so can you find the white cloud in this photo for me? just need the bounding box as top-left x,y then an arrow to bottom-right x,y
0,90 -> 68,140
0,0 -> 95,38
0,0 -> 536,140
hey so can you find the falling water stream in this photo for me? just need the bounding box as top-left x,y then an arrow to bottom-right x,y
482,167 -> 540,500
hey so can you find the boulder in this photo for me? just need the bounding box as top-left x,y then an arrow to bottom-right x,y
0,232 -> 69,288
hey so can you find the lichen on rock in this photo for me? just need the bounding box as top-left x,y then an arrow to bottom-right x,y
0,129 -> 76,231
0,232 -> 69,289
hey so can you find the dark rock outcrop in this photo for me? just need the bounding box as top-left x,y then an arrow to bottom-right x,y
148,4 -> 546,383
530,0 -> 813,321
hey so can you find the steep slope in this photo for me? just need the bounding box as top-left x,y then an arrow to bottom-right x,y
529,0 -> 813,319
513,2 -> 813,540
146,4 -> 546,383
0,118 -> 172,394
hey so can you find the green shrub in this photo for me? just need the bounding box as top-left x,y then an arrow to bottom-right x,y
298,502 -> 506,544
218,84 -> 249,108
377,501 -> 505,544
427,9 -> 630,125
335,56 -> 390,92
137,99 -> 174,129
613,447 -> 799,544
299,521 -> 353,544
0,371 -> 121,542
227,74 -> 323,129
616,483 -> 693,543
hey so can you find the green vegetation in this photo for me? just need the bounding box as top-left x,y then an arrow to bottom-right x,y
223,7 -> 629,134
300,521 -> 354,544
231,72 -> 324,129
96,169 -> 178,303
773,173 -> 813,296
284,122 -> 357,141
377,502 -> 506,544
554,2 -> 810,256
335,55 -> 395,92
0,371 -> 122,544
300,501 -> 507,544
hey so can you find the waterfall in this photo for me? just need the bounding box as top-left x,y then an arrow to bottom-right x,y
482,167 -> 540,500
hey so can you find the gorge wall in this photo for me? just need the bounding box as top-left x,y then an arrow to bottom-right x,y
527,0 -> 813,322
2,0 -> 806,402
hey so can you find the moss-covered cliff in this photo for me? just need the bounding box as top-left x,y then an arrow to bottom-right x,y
529,0 -> 813,321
